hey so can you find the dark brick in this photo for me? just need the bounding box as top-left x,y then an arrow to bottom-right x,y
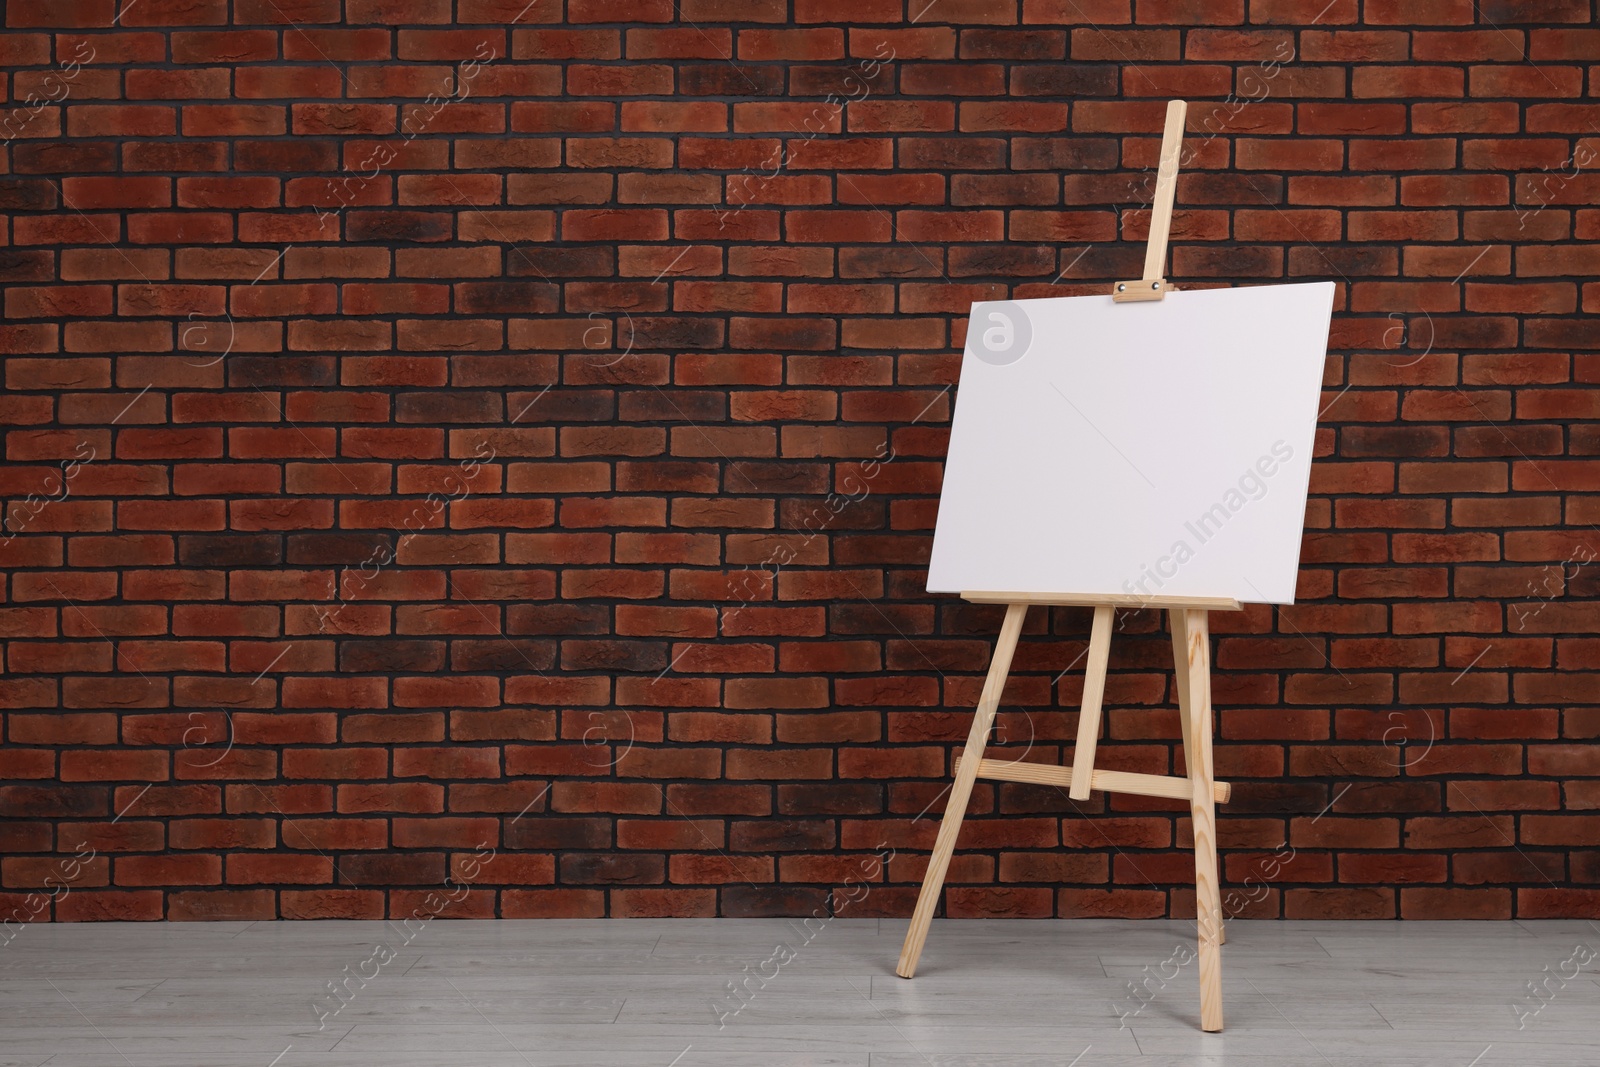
559,853 -> 664,884
679,63 -> 785,96
507,604 -> 612,636
451,639 -> 559,672
341,639 -> 448,673
178,535 -> 283,567
506,817 -> 612,850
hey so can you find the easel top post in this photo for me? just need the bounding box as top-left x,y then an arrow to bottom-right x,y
1113,99 -> 1187,304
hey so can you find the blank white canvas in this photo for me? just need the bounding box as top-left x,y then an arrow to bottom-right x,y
926,281 -> 1336,605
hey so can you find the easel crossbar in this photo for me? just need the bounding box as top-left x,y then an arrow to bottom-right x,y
955,756 -> 1231,804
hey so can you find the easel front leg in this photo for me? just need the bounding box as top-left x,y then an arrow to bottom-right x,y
897,602 -> 1028,979
1181,608 -> 1223,1031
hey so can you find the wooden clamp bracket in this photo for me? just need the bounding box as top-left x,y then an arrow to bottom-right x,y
1112,99 -> 1187,304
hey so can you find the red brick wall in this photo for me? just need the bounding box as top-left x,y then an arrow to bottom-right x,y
2,0 -> 1598,923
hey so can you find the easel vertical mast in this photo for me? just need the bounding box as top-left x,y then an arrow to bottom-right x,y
1113,98 -> 1187,303
897,100 -> 1229,1033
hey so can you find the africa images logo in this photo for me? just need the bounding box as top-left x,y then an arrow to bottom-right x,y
971,301 -> 1033,366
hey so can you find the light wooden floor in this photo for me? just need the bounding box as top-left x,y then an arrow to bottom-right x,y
2,918 -> 1597,1065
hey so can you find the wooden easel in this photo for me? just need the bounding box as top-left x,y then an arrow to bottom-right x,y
896,101 -> 1235,1033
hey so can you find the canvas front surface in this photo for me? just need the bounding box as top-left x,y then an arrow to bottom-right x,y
926,281 -> 1337,605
